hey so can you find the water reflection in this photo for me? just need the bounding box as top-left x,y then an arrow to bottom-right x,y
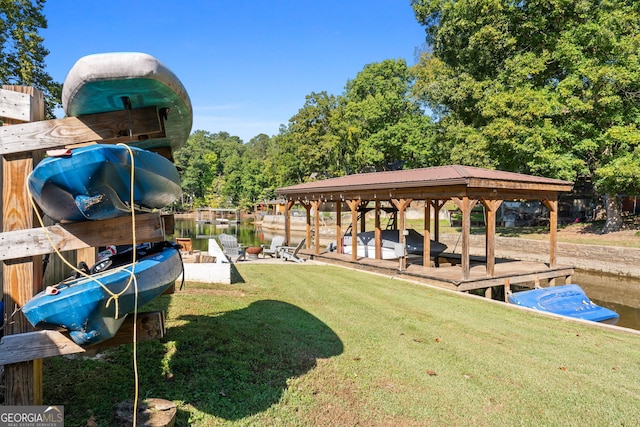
575,271 -> 640,330
171,217 -> 265,252
171,217 -> 640,330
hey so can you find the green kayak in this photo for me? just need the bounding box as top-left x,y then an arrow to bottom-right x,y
62,52 -> 192,152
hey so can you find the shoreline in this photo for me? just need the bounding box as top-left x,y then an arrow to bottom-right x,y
175,212 -> 640,277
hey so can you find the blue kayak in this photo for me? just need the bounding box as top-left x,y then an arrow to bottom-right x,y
28,144 -> 181,222
508,284 -> 619,324
22,242 -> 183,346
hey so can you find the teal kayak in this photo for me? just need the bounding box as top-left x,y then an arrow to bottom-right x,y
28,144 -> 181,222
62,52 -> 192,153
22,242 -> 183,346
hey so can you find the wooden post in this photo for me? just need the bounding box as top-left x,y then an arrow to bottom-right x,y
391,198 -> 412,270
431,199 -> 446,250
375,200 -> 381,260
451,197 -> 478,280
335,200 -> 342,254
504,278 -> 511,302
311,200 -> 322,254
283,199 -> 295,245
543,199 -> 558,269
346,200 -> 360,261
2,86 -> 45,405
424,199 -> 431,267
299,201 -> 312,250
482,199 -> 502,277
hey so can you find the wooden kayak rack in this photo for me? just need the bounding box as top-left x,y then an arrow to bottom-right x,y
1,85 -> 175,405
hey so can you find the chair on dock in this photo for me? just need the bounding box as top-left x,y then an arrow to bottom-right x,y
261,236 -> 285,258
218,234 -> 246,262
279,238 -> 306,263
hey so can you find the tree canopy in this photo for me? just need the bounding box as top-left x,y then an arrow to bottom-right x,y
174,59 -> 438,209
410,0 -> 640,231
174,1 -> 640,231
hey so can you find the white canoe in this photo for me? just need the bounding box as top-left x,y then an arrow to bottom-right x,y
62,52 -> 192,152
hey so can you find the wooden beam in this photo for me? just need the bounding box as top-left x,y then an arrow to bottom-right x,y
543,199 -> 558,269
481,199 -> 503,277
0,106 -> 163,155
298,201 -> 312,249
451,197 -> 478,280
1,86 -> 44,122
375,200 -> 381,260
2,86 -> 44,405
0,330 -> 85,365
283,199 -> 295,245
310,200 -> 322,253
453,267 -> 575,292
391,198 -> 412,270
424,200 -> 431,267
0,213 -> 165,261
504,278 -> 511,303
346,200 -> 360,261
0,311 -> 166,364
430,200 -> 446,248
335,201 -> 342,254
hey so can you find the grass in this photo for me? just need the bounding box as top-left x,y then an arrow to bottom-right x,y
44,263 -> 640,426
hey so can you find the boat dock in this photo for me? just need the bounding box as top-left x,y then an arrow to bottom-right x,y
306,250 -> 574,297
195,208 -> 240,225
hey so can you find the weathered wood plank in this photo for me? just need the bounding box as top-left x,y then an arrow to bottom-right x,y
0,311 -> 166,364
0,106 -> 163,155
0,212 -> 165,261
0,330 -> 85,365
0,88 -> 35,122
2,86 -> 45,406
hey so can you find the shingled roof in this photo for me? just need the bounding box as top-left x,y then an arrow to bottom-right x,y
277,165 -> 573,201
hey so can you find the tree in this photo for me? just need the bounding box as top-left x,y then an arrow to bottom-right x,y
411,0 -> 640,231
174,131 -> 245,208
0,0 -> 61,118
343,59 -> 432,171
271,60 -> 437,183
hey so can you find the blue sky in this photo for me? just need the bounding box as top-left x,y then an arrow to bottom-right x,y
43,1 -> 426,142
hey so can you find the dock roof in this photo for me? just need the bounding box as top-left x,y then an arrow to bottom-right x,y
277,165 -> 573,201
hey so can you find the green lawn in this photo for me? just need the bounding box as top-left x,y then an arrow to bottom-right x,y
44,263 -> 640,426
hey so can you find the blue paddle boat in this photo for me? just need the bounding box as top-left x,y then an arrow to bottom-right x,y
28,144 -> 181,222
22,242 -> 183,346
508,284 -> 619,324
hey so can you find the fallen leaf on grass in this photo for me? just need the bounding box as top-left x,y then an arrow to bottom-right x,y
558,366 -> 567,371
427,370 -> 437,376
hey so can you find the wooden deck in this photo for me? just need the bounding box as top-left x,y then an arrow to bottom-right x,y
305,250 -> 574,294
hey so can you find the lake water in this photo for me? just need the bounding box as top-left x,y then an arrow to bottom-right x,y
173,218 -> 640,331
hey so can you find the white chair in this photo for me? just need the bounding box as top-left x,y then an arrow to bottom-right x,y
279,238 -> 306,263
261,236 -> 285,258
218,234 -> 246,262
